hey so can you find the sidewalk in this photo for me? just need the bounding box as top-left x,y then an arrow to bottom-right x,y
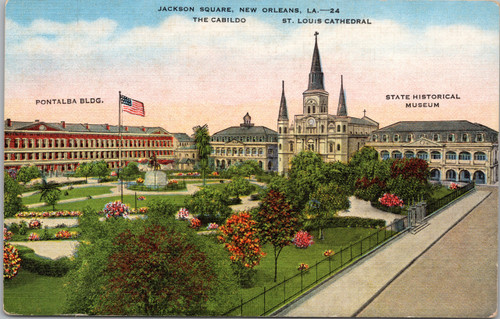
274,189 -> 492,317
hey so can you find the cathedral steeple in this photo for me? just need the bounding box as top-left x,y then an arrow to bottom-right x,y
307,32 -> 325,91
278,81 -> 288,121
337,75 -> 347,116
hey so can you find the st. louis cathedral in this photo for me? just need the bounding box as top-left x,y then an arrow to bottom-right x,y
278,33 -> 379,174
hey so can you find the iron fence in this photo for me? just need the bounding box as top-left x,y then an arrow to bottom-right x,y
222,217 -> 408,316
425,182 -> 475,217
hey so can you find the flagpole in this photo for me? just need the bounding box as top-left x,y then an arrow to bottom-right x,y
119,91 -> 123,202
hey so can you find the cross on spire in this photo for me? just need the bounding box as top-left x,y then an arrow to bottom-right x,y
363,109 -> 366,117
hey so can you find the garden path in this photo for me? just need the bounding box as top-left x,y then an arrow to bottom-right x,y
274,189 -> 492,317
338,197 -> 401,225
10,240 -> 79,260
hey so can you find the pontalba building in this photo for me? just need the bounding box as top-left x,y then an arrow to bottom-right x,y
277,33 -> 379,174
4,119 -> 175,174
366,120 -> 499,185
210,113 -> 278,171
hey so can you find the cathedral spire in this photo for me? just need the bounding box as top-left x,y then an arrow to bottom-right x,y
337,75 -> 347,116
308,31 -> 325,91
278,81 -> 289,121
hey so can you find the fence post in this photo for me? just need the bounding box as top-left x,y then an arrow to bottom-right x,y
316,260 -> 318,282
283,276 -> 286,303
301,270 -> 303,292
263,287 -> 266,315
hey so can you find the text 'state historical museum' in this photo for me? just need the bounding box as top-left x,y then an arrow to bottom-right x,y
3,35 -> 498,184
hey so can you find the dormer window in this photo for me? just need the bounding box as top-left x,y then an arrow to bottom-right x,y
462,133 -> 469,142
476,134 -> 484,142
448,134 -> 455,142
433,134 -> 440,142
393,134 -> 400,142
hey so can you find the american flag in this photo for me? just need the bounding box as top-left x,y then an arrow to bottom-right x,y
121,95 -> 145,117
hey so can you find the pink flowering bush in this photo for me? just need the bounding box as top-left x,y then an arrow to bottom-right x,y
55,230 -> 79,239
102,201 -> 130,218
177,208 -> 189,220
449,183 -> 459,190
293,231 -> 314,248
28,233 -> 40,241
137,196 -> 146,201
378,193 -> 404,207
28,220 -> 42,229
207,223 -> 219,231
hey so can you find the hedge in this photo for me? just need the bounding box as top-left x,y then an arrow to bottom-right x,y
304,216 -> 386,231
14,245 -> 76,277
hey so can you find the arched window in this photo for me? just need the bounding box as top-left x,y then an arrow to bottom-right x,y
279,144 -> 282,150
404,151 -> 414,158
474,152 -> 487,161
284,127 -> 287,134
321,125 -> 324,133
446,170 -> 457,181
431,151 -> 441,160
393,134 -> 400,142
279,127 -> 282,134
446,151 -> 457,160
459,152 -> 471,160
308,106 -> 311,114
392,151 -> 402,159
447,134 -> 455,142
380,151 -> 390,160
342,125 -> 346,133
337,125 -> 341,132
337,144 -> 341,151
298,126 -> 302,133
329,143 -> 334,153
417,151 -> 429,160
289,142 -> 294,152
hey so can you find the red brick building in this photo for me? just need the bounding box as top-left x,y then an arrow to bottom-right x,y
4,119 -> 175,174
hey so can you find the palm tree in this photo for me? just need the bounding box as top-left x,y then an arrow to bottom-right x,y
193,124 -> 211,186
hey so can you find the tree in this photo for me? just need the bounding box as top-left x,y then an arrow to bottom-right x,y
120,162 -> 141,181
16,165 -> 41,185
75,162 -> 94,183
4,172 -> 25,217
218,211 -> 266,287
41,188 -> 61,210
186,187 -> 232,223
254,190 -> 299,282
288,151 -> 326,211
146,199 -> 177,223
225,177 -> 253,199
93,160 -> 111,182
193,124 -> 211,186
307,183 -> 350,240
93,225 -> 219,316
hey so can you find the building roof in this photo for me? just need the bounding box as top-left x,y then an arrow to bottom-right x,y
4,119 -> 170,135
307,32 -> 325,91
278,81 -> 289,121
337,75 -> 347,116
375,120 -> 498,133
212,125 -> 277,137
172,133 -> 194,143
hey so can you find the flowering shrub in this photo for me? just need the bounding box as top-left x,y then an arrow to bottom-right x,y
16,211 -> 82,218
102,201 -> 130,219
55,230 -> 79,239
206,223 -> 219,230
189,218 -> 201,230
110,171 -> 118,176
293,231 -> 314,248
378,193 -> 404,207
28,233 -> 40,241
297,263 -> 309,271
4,243 -> 21,279
210,172 -> 219,176
28,220 -> 42,229
177,208 -> 189,220
137,158 -> 148,164
218,211 -> 266,269
137,196 -> 146,201
323,249 -> 335,257
136,178 -> 144,184
176,173 -> 184,176
4,228 -> 13,241
131,207 -> 148,214
168,180 -> 178,185
449,183 -> 459,190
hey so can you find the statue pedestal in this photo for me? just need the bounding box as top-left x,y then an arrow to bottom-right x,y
144,171 -> 168,188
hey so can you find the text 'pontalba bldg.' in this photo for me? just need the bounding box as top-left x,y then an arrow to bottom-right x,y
277,33 -> 379,174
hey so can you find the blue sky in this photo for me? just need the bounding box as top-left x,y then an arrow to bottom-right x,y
6,0 -> 499,31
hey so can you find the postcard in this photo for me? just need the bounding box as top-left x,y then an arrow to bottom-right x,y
3,0 -> 498,317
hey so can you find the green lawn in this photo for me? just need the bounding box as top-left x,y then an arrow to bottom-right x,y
430,185 -> 453,199
3,226 -> 392,316
4,270 -> 69,315
22,186 -> 114,205
28,194 -> 189,212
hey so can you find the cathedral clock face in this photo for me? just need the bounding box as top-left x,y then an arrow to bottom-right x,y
307,118 -> 316,127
